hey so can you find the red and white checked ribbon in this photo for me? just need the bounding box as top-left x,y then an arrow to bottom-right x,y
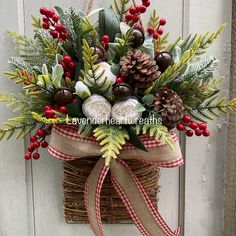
48,125 -> 184,236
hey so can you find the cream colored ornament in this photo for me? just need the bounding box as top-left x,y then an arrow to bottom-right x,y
82,94 -> 112,124
111,98 -> 143,125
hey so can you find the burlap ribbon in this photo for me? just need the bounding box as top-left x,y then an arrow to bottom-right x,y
48,124 -> 183,236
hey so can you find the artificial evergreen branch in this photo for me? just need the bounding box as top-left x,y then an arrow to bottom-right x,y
93,125 -> 130,166
31,112 -> 70,124
8,57 -> 32,72
31,15 -> 42,29
78,123 -> 93,137
187,95 -> 236,122
113,0 -> 131,21
0,113 -> 38,141
80,40 -> 112,94
148,10 -> 160,30
155,33 -> 170,51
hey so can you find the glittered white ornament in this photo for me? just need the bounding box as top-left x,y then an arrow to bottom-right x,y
82,94 -> 112,124
111,98 -> 143,125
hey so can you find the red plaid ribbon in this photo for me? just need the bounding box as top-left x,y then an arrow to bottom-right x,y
48,125 -> 183,236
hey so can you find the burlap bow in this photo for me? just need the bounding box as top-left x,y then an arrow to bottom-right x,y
48,124 -> 183,236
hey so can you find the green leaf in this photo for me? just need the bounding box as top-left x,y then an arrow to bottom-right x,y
52,64 -> 64,88
136,102 -> 146,112
142,94 -> 155,106
42,64 -> 49,76
65,99 -> 83,117
140,38 -> 155,59
126,126 -> 148,152
99,8 -> 121,41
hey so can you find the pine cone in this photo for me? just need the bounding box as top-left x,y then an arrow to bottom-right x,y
120,50 -> 161,90
153,88 -> 184,129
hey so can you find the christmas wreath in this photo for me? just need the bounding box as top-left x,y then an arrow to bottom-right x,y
0,0 -> 235,235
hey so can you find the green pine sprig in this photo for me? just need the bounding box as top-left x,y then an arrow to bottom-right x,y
113,0 -> 131,21
93,125 -> 130,166
187,95 -> 236,122
80,40 -> 112,95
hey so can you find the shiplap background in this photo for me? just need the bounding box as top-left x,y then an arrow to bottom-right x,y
0,0 -> 232,235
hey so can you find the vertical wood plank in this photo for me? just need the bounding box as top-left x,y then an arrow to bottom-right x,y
185,1 -> 232,235
0,0 -> 29,235
224,0 -> 236,234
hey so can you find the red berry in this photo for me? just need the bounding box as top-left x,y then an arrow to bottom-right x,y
33,141 -> 40,149
143,0 -> 150,7
135,6 -> 141,13
54,105 -> 60,111
37,129 -> 46,137
195,130 -> 203,136
44,105 -> 52,111
153,33 -> 159,39
41,141 -> 48,148
60,61 -> 66,69
39,7 -> 47,15
120,73 -> 128,79
132,15 -> 140,23
157,28 -> 164,35
50,30 -> 58,38
159,18 -> 167,26
33,153 -> 40,160
45,109 -> 53,118
52,114 -> 58,119
59,106 -> 67,113
27,145 -> 35,153
203,130 -> 211,137
177,123 -> 186,131
102,35 -> 110,44
64,71 -> 72,79
46,9 -> 55,18
55,24 -> 65,32
30,135 -> 37,143
52,14 -> 59,22
59,32 -> 68,41
42,22 -> 50,29
140,5 -> 147,13
116,77 -> 123,84
148,27 -> 155,35
155,50 -> 161,55
68,61 -> 76,70
186,130 -> 194,137
199,123 -> 207,130
129,6 -> 137,15
63,56 -> 72,64
24,153 -> 31,160
42,16 -> 49,22
135,24 -> 142,30
125,14 -> 133,22
182,115 -> 192,123
190,122 -> 199,130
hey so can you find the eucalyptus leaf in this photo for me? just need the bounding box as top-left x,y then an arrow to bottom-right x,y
99,8 -> 120,41
55,54 -> 63,65
172,46 -> 182,63
142,94 -> 155,106
136,102 -> 146,112
87,8 -> 103,18
110,63 -> 120,76
52,64 -> 64,88
120,22 -> 131,35
140,38 -> 155,59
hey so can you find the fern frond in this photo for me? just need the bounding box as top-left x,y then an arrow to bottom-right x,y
93,125 -> 130,166
187,95 -> 236,122
43,38 -> 62,65
137,122 -> 174,150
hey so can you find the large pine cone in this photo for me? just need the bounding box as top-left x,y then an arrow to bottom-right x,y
153,88 -> 184,129
120,50 -> 161,90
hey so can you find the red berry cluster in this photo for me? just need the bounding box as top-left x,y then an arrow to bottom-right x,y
60,56 -> 76,80
177,115 -> 211,137
115,73 -> 128,84
40,7 -> 68,41
44,105 -> 67,119
24,128 -> 50,160
147,18 -> 166,39
101,35 -> 110,51
125,0 -> 151,24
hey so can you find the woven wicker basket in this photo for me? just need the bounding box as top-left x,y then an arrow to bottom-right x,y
63,157 -> 160,223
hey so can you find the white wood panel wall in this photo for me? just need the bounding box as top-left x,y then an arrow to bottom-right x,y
0,0 -> 232,236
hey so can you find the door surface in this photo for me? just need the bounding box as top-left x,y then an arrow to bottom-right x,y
0,0 -> 232,235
